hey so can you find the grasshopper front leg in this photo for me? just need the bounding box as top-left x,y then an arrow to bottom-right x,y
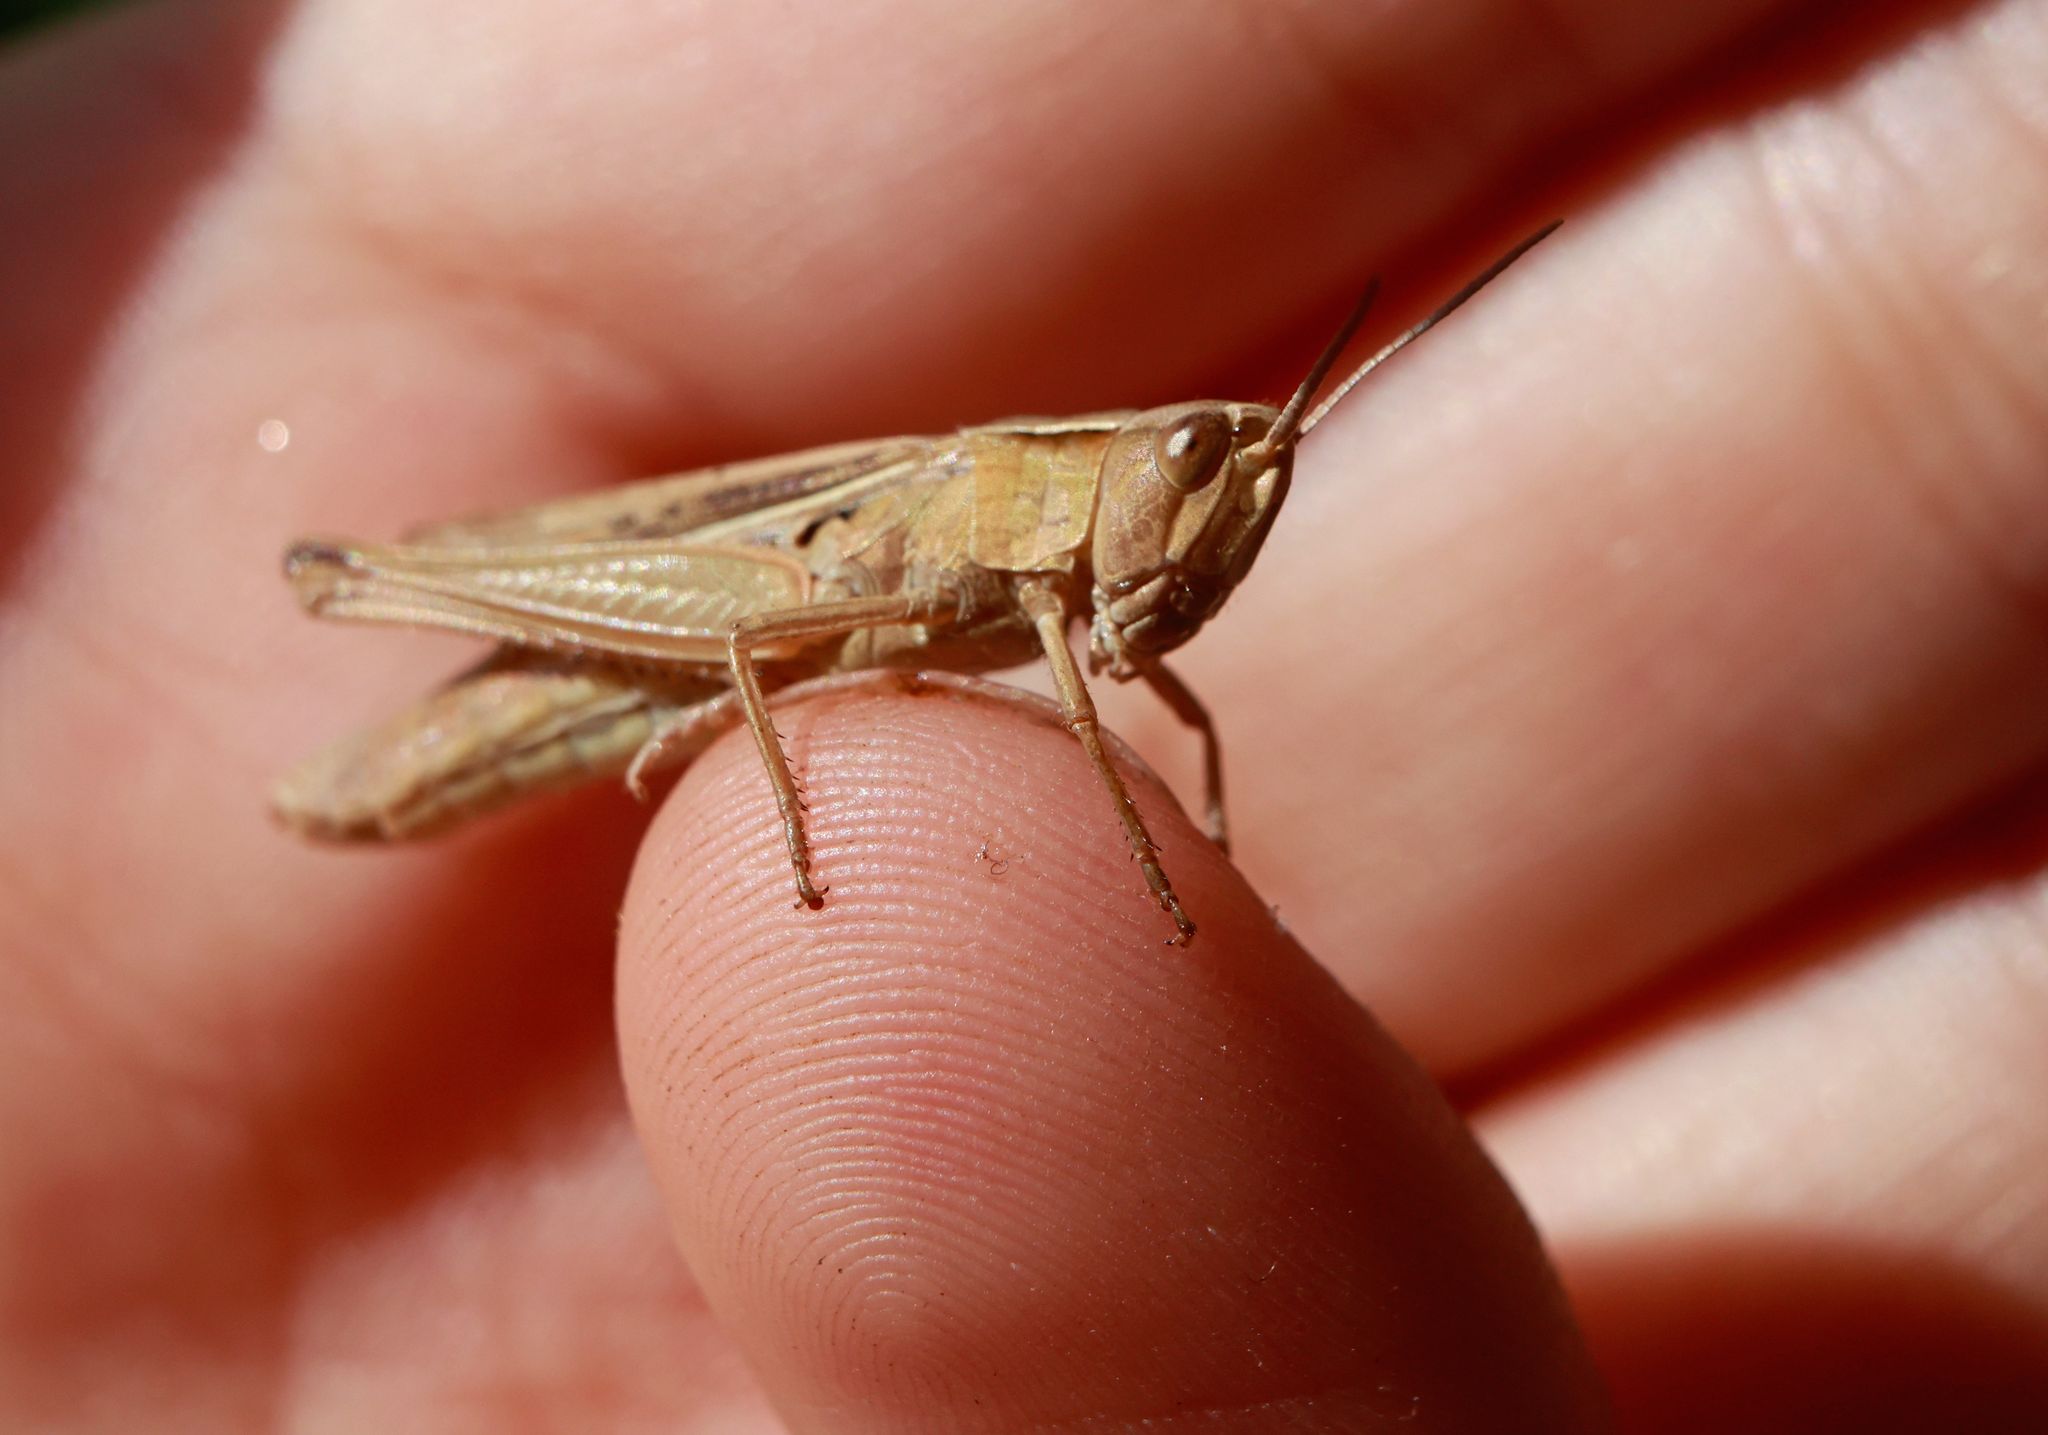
1018,580 -> 1195,945
728,593 -> 952,908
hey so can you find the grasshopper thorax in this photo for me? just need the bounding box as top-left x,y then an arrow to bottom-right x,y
1087,401 -> 1291,679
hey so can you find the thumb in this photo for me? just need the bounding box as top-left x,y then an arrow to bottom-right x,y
617,679 -> 1608,1432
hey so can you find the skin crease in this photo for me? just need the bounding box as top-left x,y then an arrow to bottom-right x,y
0,0 -> 2045,1431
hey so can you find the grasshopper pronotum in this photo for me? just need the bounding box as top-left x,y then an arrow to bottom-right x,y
277,227 -> 1556,942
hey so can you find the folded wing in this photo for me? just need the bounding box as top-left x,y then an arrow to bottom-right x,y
283,537 -> 813,663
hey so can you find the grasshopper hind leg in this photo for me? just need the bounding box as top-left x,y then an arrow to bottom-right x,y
726,593 -> 952,910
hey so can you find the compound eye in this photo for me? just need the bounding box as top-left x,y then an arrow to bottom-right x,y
1154,412 -> 1233,493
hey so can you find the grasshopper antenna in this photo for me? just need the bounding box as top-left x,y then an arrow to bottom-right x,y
1238,280 -> 1380,470
1288,220 -> 1562,444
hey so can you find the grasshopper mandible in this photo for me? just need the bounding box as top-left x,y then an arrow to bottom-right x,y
276,226 -> 1556,942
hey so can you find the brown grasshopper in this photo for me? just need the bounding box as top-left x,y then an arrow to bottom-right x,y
277,227 -> 1556,942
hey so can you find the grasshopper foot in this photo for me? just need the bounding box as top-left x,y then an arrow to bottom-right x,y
793,874 -> 828,911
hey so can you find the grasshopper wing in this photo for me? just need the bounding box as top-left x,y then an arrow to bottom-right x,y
283,538 -> 815,663
273,650 -> 730,840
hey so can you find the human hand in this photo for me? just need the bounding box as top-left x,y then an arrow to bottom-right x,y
4,1 -> 2044,1430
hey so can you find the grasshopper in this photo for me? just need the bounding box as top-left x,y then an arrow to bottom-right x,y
277,227 -> 1556,942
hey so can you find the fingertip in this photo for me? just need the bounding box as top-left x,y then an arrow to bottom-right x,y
616,681 -> 1606,1431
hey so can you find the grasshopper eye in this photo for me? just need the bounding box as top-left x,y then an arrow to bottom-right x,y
1154,412 -> 1233,493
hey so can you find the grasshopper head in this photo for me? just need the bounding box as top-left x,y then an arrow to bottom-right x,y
1087,400 -> 1292,679
1086,281 -> 1373,680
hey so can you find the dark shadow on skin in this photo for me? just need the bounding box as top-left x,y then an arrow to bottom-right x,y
1566,1228 -> 2048,1434
1452,758 -> 2048,1108
0,0 -> 285,594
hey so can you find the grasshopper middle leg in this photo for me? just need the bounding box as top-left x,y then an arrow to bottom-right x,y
1141,662 -> 1228,854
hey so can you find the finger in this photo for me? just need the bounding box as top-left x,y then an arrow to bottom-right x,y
617,684 -> 1609,1431
1104,0 -> 2048,1074
1480,773 -> 2048,1431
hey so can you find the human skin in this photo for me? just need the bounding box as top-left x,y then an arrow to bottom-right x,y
3,0 -> 2047,1430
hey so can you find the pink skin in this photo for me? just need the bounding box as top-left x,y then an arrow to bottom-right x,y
3,0 -> 2047,1430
